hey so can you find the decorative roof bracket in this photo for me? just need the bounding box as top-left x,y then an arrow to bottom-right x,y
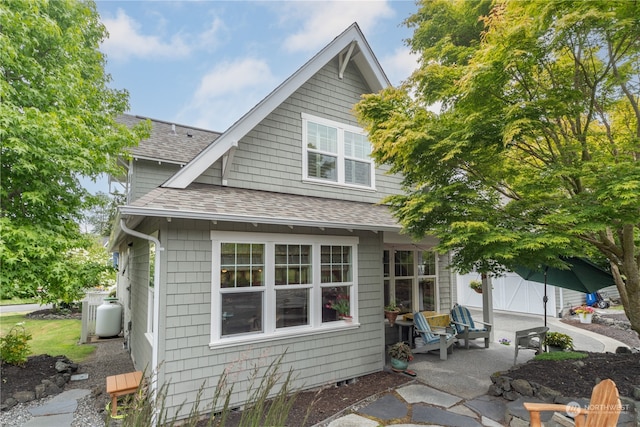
338,41 -> 356,79
221,141 -> 238,186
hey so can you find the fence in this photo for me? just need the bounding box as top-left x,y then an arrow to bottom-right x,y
80,291 -> 109,343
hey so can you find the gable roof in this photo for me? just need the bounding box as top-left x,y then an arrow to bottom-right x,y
118,114 -> 221,165
119,183 -> 399,232
162,22 -> 390,189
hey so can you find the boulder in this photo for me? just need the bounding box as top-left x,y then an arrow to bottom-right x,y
13,391 -> 35,403
511,379 -> 534,397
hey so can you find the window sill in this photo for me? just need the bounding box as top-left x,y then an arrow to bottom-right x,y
301,177 -> 376,192
208,321 -> 360,350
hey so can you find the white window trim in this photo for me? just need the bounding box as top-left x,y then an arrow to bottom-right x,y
301,112 -> 376,190
385,248 -> 439,314
210,231 -> 359,348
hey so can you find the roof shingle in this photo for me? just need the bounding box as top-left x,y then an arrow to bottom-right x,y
121,183 -> 399,232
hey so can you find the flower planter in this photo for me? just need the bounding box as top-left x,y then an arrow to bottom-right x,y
385,310 -> 400,326
579,313 -> 593,324
390,357 -> 409,372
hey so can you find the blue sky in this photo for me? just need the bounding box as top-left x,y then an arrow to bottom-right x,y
86,0 -> 421,194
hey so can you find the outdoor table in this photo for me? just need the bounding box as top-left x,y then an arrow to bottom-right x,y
397,312 -> 452,348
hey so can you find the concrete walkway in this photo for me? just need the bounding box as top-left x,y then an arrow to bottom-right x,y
321,309 -> 633,427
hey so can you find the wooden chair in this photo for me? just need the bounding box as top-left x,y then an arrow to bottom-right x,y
514,326 -> 548,365
523,379 -> 622,427
450,304 -> 492,349
412,311 -> 457,360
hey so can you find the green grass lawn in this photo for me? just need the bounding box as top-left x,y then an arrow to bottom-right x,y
0,313 -> 95,362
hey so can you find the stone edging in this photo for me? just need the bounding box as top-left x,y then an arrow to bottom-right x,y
488,372 -> 639,425
0,358 -> 78,411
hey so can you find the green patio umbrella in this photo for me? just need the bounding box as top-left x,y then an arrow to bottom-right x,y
513,257 -> 614,327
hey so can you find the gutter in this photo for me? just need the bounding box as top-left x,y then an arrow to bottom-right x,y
119,219 -> 164,423
118,206 -> 401,233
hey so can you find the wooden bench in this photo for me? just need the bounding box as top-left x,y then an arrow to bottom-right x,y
106,371 -> 143,417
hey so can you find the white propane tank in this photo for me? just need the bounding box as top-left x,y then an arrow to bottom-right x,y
95,298 -> 122,338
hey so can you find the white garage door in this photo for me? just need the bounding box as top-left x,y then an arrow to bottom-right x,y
457,272 -> 557,317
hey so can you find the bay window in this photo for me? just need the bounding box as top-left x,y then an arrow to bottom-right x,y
211,232 -> 358,345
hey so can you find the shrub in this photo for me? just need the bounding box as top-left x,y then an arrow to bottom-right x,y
0,323 -> 32,366
543,332 -> 574,350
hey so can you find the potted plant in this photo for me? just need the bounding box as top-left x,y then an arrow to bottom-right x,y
326,293 -> 351,321
543,332 -> 574,352
387,341 -> 413,372
469,280 -> 483,294
573,305 -> 595,324
384,301 -> 400,326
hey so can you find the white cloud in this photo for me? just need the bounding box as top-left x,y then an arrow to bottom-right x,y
101,9 -> 192,61
178,58 -> 278,131
381,46 -> 420,86
279,1 -> 395,53
198,15 -> 227,52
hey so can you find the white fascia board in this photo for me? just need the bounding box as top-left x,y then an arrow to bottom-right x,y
133,156 -> 187,166
118,206 -> 401,233
163,24 -> 389,190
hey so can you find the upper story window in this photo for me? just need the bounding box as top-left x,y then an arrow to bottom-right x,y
302,113 -> 374,189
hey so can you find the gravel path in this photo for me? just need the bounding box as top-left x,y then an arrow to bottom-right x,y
0,338 -> 134,427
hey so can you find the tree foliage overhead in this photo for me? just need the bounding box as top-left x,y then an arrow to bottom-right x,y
0,0 -> 149,302
355,0 -> 640,333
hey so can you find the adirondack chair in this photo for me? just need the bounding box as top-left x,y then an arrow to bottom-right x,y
450,304 -> 492,349
523,379 -> 622,427
513,326 -> 548,365
412,311 -> 457,360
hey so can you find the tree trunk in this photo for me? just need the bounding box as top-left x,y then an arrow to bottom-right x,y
610,261 -> 640,336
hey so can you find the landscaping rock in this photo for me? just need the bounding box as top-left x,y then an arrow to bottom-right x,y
536,384 -> 562,401
511,379 -> 533,397
1,398 -> 17,411
13,391 -> 35,403
55,360 -> 71,372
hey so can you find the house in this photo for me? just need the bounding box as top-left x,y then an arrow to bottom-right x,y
109,23 -> 455,421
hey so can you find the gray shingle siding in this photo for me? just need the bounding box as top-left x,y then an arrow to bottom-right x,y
130,160 -> 181,202
194,58 -> 402,203
127,237 -> 153,372
154,218 -> 385,418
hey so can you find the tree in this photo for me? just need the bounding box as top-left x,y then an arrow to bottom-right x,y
84,191 -> 125,237
355,0 -> 640,334
0,0 -> 149,303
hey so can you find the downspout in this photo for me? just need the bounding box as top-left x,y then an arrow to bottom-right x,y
120,219 -> 164,422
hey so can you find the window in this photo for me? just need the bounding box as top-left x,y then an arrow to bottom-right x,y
321,245 -> 352,322
302,113 -> 374,188
384,249 -> 438,315
211,232 -> 358,345
220,243 -> 265,336
275,244 -> 311,328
